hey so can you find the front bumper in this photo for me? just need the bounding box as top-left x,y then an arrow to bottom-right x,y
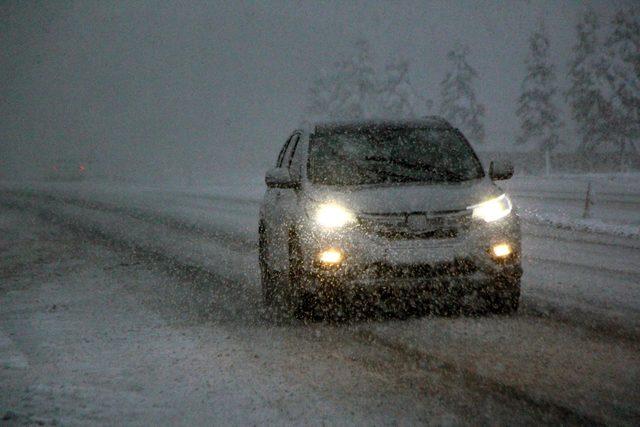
297,213 -> 522,292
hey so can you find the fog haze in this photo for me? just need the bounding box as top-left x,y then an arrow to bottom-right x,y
0,0 -> 630,183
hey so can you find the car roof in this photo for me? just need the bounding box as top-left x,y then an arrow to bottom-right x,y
312,116 -> 454,135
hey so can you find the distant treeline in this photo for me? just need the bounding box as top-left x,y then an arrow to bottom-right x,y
305,6 -> 639,173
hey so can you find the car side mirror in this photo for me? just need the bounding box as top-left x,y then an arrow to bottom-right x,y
489,160 -> 514,181
265,167 -> 298,189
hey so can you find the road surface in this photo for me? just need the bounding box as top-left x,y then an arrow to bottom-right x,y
1,183 -> 639,425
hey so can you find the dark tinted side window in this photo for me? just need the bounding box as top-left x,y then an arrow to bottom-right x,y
283,134 -> 300,169
276,135 -> 294,167
289,134 -> 306,180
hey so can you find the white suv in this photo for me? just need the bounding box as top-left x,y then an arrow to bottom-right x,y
259,118 -> 521,316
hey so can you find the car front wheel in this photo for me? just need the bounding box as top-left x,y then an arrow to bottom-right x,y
487,275 -> 520,315
259,222 -> 277,307
287,230 -> 316,317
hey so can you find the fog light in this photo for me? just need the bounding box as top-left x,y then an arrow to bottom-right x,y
318,248 -> 343,265
492,243 -> 512,258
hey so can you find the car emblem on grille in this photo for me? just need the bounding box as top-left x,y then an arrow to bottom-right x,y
358,211 -> 466,239
407,214 -> 428,231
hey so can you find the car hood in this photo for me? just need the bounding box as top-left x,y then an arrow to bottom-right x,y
305,179 -> 502,214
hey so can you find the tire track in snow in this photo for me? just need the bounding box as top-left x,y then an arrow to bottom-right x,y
2,192 -> 638,424
3,189 -> 637,339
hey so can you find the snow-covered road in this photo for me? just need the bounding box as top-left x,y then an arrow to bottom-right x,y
1,183 -> 639,424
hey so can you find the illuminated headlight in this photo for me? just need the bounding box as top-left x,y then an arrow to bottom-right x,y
491,242 -> 513,258
317,248 -> 343,265
313,202 -> 356,229
468,194 -> 512,222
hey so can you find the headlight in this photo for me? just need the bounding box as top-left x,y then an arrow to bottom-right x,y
313,202 -> 356,229
468,194 -> 512,222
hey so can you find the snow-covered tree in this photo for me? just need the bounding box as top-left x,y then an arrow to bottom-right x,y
379,56 -> 431,118
306,68 -> 340,124
438,43 -> 485,144
305,40 -> 430,123
566,9 -> 608,155
599,8 -> 640,167
305,39 -> 378,122
334,39 -> 378,120
516,22 -> 562,174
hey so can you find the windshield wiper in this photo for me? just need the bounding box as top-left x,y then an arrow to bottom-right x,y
363,155 -> 465,182
316,146 -> 397,184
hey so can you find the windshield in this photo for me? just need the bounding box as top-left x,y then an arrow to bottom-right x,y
308,128 -> 484,186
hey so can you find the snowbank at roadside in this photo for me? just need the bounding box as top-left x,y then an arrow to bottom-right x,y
3,171 -> 639,240
502,172 -> 640,239
522,211 -> 640,239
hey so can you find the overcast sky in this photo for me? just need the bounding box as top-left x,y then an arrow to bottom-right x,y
0,0 -> 632,183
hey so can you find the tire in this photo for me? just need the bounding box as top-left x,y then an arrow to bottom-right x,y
488,278 -> 520,315
288,229 -> 304,288
287,229 -> 315,318
259,222 -> 277,307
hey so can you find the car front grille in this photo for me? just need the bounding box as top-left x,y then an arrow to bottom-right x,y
363,258 -> 478,279
357,209 -> 472,240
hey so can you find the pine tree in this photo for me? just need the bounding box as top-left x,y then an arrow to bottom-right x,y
306,68 -> 339,123
305,40 -> 378,122
566,9 -> 608,155
379,56 -> 430,118
600,8 -> 640,167
343,39 -> 379,119
306,40 -> 430,123
438,43 -> 485,144
516,22 -> 562,174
